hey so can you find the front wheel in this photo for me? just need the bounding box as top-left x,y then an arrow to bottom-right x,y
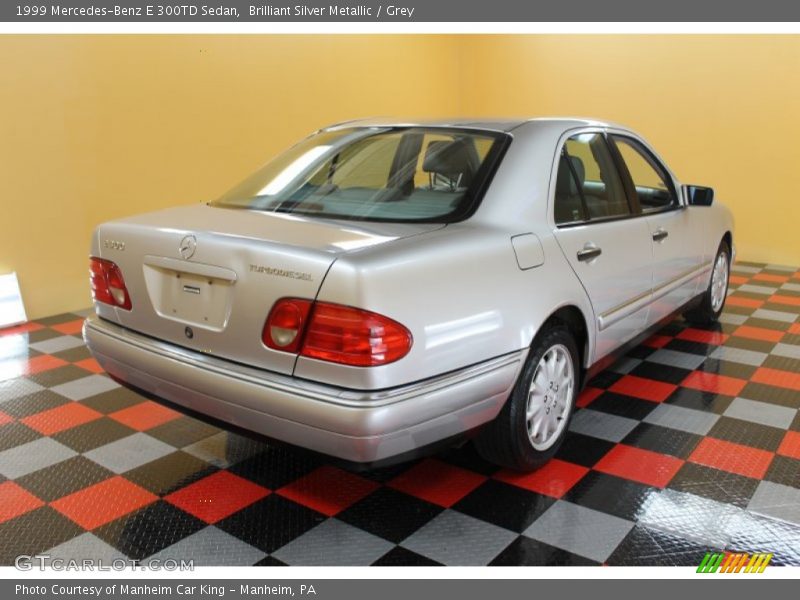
684,240 -> 731,325
474,325 -> 579,471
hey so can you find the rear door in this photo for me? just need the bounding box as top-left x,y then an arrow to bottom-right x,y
552,131 -> 654,362
609,135 -> 704,325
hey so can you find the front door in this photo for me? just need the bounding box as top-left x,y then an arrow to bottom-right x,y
609,135 -> 704,325
552,131 -> 654,362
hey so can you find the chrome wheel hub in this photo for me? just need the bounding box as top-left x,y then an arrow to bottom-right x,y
710,251 -> 729,312
526,343 -> 575,451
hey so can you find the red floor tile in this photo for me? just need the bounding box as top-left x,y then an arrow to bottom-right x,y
51,476 -> 157,530
576,387 -> 604,408
681,371 -> 747,397
50,319 -> 85,335
0,410 -> 13,426
0,322 -> 44,337
729,275 -> 749,285
789,323 -> 800,335
726,296 -> 764,309
752,367 -> 800,392
732,325 -> 784,343
593,445 -> 684,488
27,355 -> 70,375
21,402 -> 103,436
643,335 -> 672,349
109,401 -> 181,431
278,465 -> 379,516
0,482 -> 44,524
777,431 -> 800,461
676,328 -> 729,345
609,375 -> 677,403
688,438 -> 774,479
495,459 -> 589,498
165,470 -> 269,524
753,273 -> 789,283
74,358 -> 104,374
769,294 -> 800,307
387,459 -> 486,508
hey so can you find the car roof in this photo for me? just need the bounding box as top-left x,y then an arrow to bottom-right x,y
322,116 -> 627,134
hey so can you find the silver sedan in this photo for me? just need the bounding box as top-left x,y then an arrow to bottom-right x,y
84,118 -> 734,470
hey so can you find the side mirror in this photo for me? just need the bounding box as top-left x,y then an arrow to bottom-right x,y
684,185 -> 714,206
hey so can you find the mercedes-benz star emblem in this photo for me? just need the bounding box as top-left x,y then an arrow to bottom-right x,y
179,235 -> 197,260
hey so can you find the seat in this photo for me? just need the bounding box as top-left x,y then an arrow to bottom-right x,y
422,140 -> 477,189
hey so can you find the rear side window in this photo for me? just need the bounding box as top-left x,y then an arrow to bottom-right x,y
554,133 -> 630,225
610,136 -> 677,212
212,127 -> 507,223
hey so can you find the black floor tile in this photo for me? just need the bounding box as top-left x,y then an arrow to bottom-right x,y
665,387 -> 733,414
26,365 -> 90,387
622,423 -> 702,459
555,432 -> 615,468
147,417 -> 220,449
452,480 -> 555,533
227,448 -> 323,490
338,487 -> 442,543
94,501 -> 206,560
0,422 -> 40,452
374,546 -> 442,566
125,452 -> 218,496
707,416 -> 786,452
15,456 -> 114,502
216,495 -> 325,554
696,358 -> 757,380
0,507 -> 83,565
630,361 -> 692,385
489,536 -> 599,566
0,389 -> 70,419
668,462 -> 760,508
52,417 -> 136,453
764,455 -> 800,489
564,471 -> 660,521
587,392 -> 658,421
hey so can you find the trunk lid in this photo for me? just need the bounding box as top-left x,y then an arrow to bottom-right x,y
94,203 -> 442,374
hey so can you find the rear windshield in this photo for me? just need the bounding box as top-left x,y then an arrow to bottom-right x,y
211,127 -> 508,223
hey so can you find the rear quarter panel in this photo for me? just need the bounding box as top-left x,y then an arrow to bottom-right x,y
295,222 -> 595,390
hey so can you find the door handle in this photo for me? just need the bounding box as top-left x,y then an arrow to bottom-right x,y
576,245 -> 602,262
652,229 -> 669,242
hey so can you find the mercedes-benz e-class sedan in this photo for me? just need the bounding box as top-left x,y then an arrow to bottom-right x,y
84,118 -> 733,470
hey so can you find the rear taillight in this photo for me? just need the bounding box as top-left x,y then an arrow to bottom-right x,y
262,298 -> 312,353
89,257 -> 132,310
262,298 -> 412,367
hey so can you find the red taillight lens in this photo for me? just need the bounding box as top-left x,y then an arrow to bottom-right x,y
89,257 -> 132,310
263,299 -> 413,367
262,298 -> 313,353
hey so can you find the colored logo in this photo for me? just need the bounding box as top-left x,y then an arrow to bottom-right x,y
697,552 -> 772,573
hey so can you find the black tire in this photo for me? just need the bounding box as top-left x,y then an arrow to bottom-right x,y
474,324 -> 580,471
684,240 -> 731,325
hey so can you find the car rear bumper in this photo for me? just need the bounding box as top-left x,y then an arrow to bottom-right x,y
83,315 -> 524,463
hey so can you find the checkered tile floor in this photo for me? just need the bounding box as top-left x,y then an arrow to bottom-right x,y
1,261 -> 800,566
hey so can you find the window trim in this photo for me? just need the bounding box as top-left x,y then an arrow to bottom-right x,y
554,131 -> 638,228
607,134 -> 680,216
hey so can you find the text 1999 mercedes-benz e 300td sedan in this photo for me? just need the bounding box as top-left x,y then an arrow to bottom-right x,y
84,118 -> 733,470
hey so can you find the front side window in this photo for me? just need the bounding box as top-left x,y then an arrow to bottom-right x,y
611,136 -> 677,212
554,132 -> 630,225
212,127 -> 506,223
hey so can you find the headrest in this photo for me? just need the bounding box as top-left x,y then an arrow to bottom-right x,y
556,154 -> 585,197
422,140 -> 474,179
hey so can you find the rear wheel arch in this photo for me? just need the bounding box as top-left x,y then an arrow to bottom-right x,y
544,305 -> 590,379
